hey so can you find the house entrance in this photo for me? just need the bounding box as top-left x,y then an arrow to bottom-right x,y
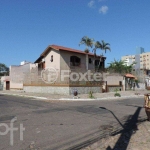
6,81 -> 10,90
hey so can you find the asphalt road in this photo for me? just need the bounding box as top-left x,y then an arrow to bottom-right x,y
0,94 -> 146,150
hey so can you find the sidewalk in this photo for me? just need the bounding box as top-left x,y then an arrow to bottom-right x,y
0,89 -> 148,101
83,120 -> 150,150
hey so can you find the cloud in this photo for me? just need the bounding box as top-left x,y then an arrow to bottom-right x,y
88,0 -> 95,8
99,6 -> 108,14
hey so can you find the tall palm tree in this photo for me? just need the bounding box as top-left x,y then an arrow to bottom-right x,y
79,36 -> 94,53
93,40 -> 110,71
93,41 -> 102,55
93,41 -> 102,71
101,40 -> 111,53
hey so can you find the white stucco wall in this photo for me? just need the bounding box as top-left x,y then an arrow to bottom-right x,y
1,76 -> 10,90
1,76 -> 10,82
104,75 -> 123,85
10,63 -> 39,87
44,49 -> 60,70
10,82 -> 23,89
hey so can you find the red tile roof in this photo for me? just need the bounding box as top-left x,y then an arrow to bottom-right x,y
124,73 -> 136,78
35,44 -> 106,63
50,45 -> 95,56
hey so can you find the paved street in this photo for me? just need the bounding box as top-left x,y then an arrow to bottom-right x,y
0,94 -> 146,150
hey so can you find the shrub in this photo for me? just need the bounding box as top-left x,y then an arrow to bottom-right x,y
114,88 -> 121,97
114,92 -> 121,97
89,91 -> 95,99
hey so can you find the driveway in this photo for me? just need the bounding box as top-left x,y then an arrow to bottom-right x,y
0,95 -> 146,150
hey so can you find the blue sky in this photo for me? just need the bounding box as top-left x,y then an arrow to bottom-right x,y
1,0 -> 150,67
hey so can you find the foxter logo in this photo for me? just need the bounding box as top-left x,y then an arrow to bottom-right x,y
41,67 -> 58,84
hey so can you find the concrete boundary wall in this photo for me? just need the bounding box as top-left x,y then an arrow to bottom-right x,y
23,86 -> 70,95
10,82 -> 23,90
23,86 -> 102,95
107,86 -> 123,92
69,87 -> 102,95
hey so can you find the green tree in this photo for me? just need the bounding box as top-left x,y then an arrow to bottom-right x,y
107,59 -> 135,74
79,36 -> 94,53
93,40 -> 111,71
0,63 -> 9,76
124,62 -> 136,73
93,41 -> 101,71
93,41 -> 101,56
93,40 -> 111,54
101,40 -> 111,53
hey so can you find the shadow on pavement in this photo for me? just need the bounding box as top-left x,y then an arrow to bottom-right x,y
106,106 -> 142,150
65,106 -> 145,150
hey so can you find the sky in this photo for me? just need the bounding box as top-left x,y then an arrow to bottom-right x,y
1,0 -> 150,67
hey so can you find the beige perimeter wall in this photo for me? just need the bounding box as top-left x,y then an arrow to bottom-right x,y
104,75 -> 123,85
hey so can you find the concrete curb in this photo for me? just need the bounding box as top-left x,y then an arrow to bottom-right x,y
1,93 -> 48,100
1,92 -> 144,101
59,95 -> 144,101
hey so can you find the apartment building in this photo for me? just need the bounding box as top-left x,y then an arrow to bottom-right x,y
121,47 -> 150,81
121,55 -> 135,66
140,52 -> 150,70
121,52 -> 150,70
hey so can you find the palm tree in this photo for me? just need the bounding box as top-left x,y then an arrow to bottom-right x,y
93,40 -> 110,71
113,59 -> 125,73
79,36 -> 94,53
101,40 -> 111,53
93,41 -> 102,55
93,41 -> 102,71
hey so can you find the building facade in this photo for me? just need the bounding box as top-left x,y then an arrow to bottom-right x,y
121,52 -> 150,70
9,45 -> 107,94
121,47 -> 150,82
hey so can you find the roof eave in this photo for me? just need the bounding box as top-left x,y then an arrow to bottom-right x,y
34,56 -> 43,63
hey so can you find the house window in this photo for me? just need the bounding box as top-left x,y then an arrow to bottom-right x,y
70,56 -> 81,66
50,55 -> 53,62
95,59 -> 103,67
89,58 -> 92,64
